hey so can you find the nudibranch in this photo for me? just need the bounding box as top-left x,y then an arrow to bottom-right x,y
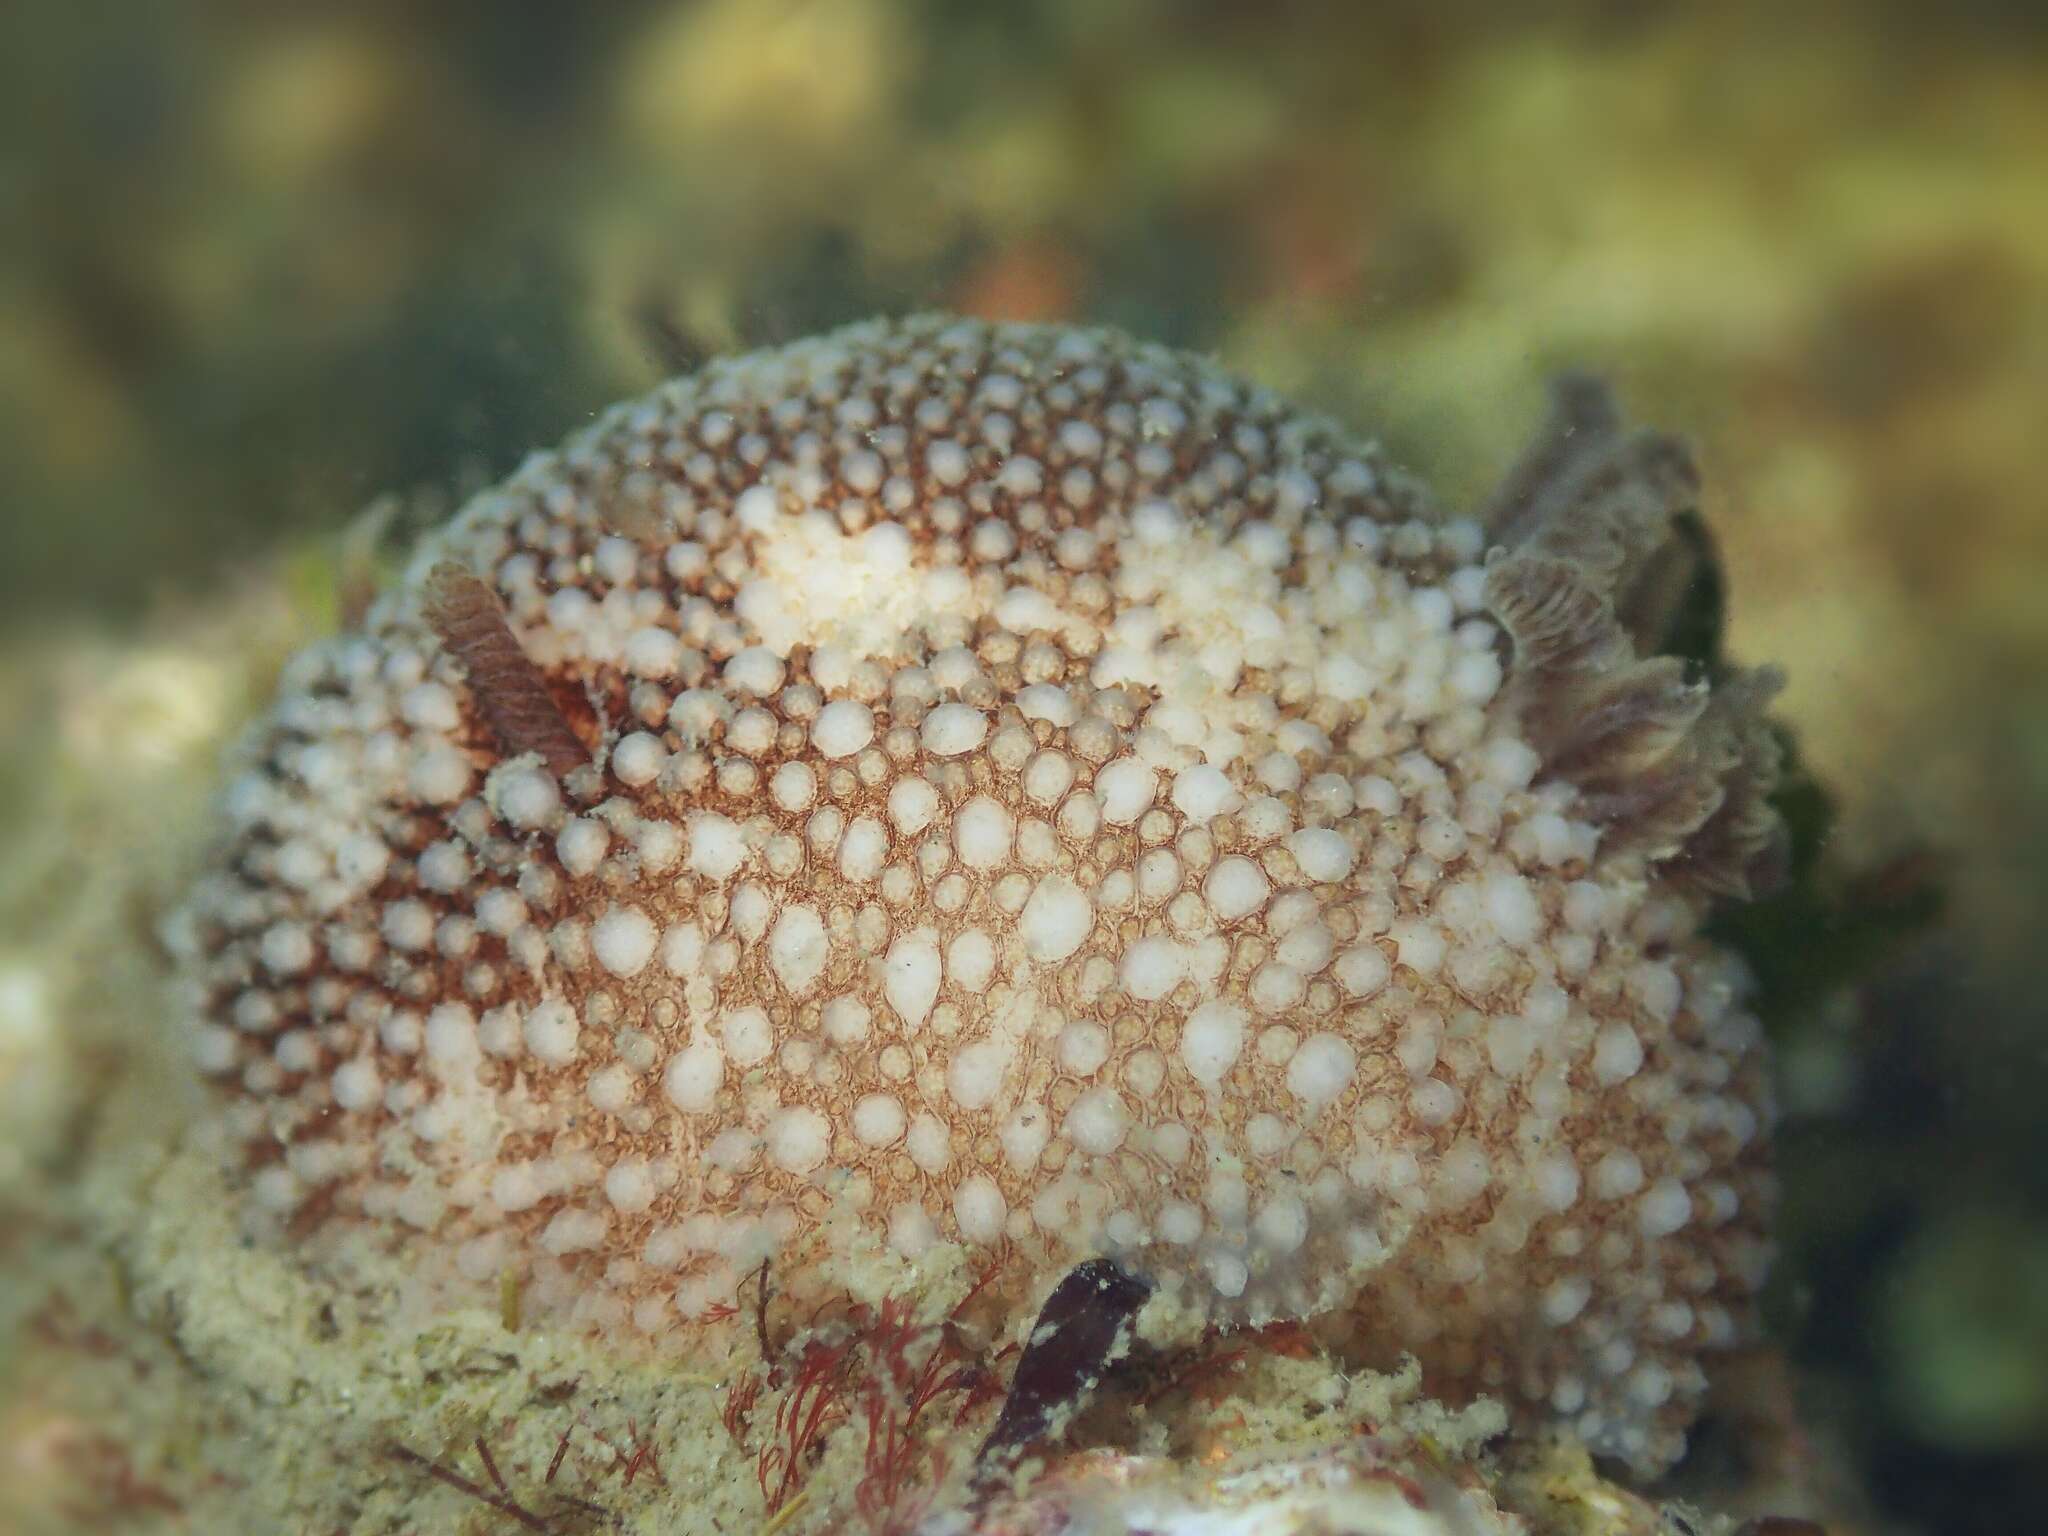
169,316 -> 1786,1473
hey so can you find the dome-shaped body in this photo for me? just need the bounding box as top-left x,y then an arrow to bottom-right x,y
170,316 -> 1785,1473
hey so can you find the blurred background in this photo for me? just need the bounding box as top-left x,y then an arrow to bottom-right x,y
1,1 -> 2043,1530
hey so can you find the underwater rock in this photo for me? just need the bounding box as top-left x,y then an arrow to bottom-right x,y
946,1436 -> 1525,1536
167,314 -> 1785,1478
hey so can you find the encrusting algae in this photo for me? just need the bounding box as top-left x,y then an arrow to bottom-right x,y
139,314 -> 1794,1530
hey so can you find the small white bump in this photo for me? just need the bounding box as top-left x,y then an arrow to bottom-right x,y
1055,1022 -> 1109,1077
907,1112 -> 951,1173
1095,759 -> 1156,824
1483,872 -> 1543,944
1629,961 -> 1683,1023
926,439 -> 970,486
668,689 -> 732,742
1287,828 -> 1356,883
1286,1033 -> 1357,1107
1180,1001 -> 1246,1085
331,1058 -> 381,1111
888,777 -> 939,834
1020,875 -> 1093,962
947,1038 -> 1009,1110
726,707 -> 776,757
417,841 -> 471,892
953,796 -> 1013,869
541,1208 -> 610,1256
1412,1078 -> 1459,1124
1207,1252 -> 1249,1299
839,816 -> 888,882
770,761 -> 816,813
1136,849 -> 1182,903
734,483 -> 779,530
853,1093 -> 906,1146
592,905 -> 657,977
724,647 -> 786,696
953,1177 -> 1007,1243
557,817 -> 609,877
606,1161 -> 659,1214
475,888 -> 527,937
768,905 -> 829,995
1021,750 -> 1075,805
623,627 -> 683,679
767,1106 -> 831,1174
492,1163 -> 543,1212
812,700 -> 875,758
1015,683 -> 1076,726
1389,919 -> 1445,974
334,832 -> 391,890
946,929 -> 996,994
663,1041 -> 723,1111
1335,945 -> 1391,997
921,703 -> 988,757
720,1005 -> 774,1067
1120,937 -> 1185,1001
1171,763 -> 1242,823
1592,1021 -> 1645,1085
1249,962 -> 1305,1014
1629,1362 -> 1675,1408
883,931 -> 942,1030
1204,856 -> 1270,921
259,923 -> 315,977
1638,1177 -> 1693,1237
1159,1201 -> 1203,1245
249,1167 -> 300,1212
823,993 -> 871,1046
1450,649 -> 1502,703
1541,1275 -> 1592,1325
423,1002 -> 479,1069
522,1000 -> 579,1064
409,745 -> 473,805
1064,1087 -> 1129,1155
1485,1013 -> 1537,1078
1254,1196 -> 1309,1256
1591,1149 -> 1646,1200
1241,796 -> 1293,842
688,812 -> 748,880
610,732 -> 666,787
381,900 -> 434,953
1131,497 -> 1181,544
660,921 -> 705,977
999,1108 -> 1049,1171
1435,1141 -> 1492,1206
1275,921 -> 1333,973
379,1010 -> 423,1054
495,766 -> 562,829
399,682 -> 460,731
587,1063 -> 635,1114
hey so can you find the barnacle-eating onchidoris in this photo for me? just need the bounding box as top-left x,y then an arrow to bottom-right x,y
170,316 -> 1786,1473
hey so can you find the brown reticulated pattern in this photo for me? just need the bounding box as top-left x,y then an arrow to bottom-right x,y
168,316 -> 1784,1474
